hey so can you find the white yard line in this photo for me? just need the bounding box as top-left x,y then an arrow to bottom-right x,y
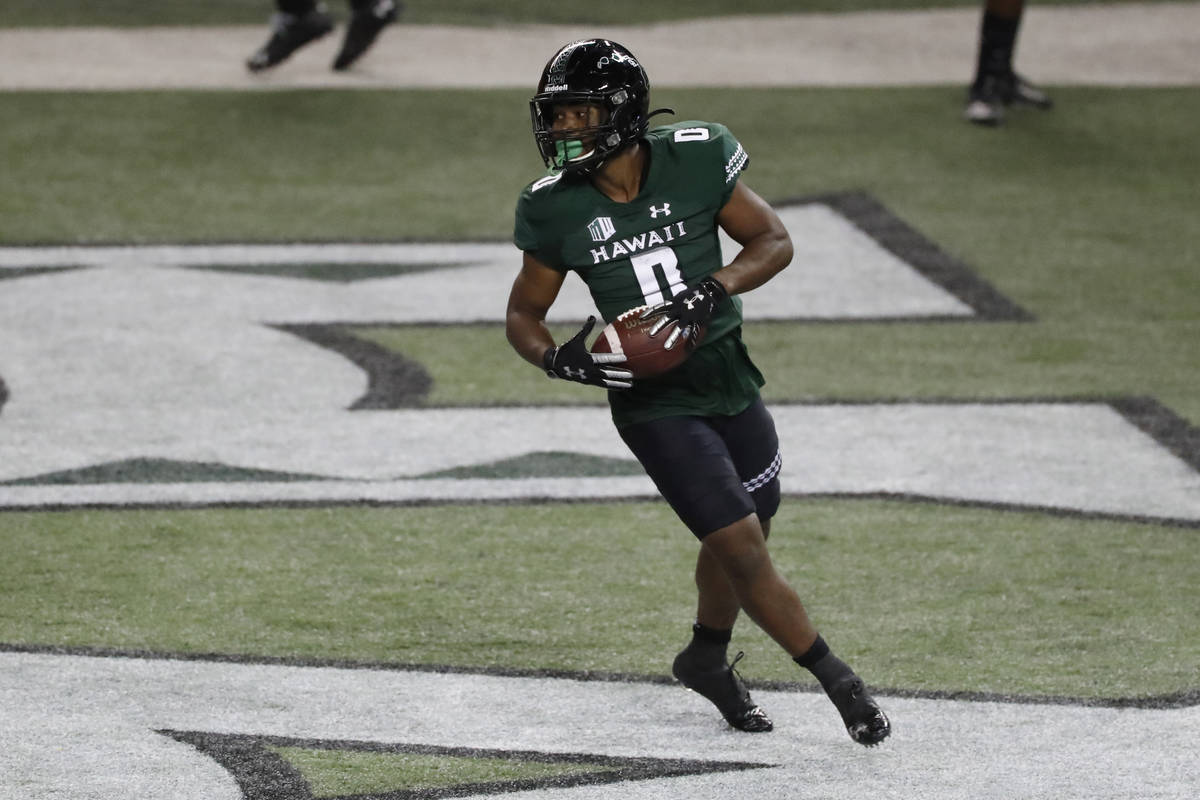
1,4 -> 1198,91
3,651 -> 1198,800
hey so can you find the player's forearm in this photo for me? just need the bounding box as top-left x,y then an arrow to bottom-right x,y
505,310 -> 556,369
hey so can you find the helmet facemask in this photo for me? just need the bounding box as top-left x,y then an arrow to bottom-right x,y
531,89 -> 635,174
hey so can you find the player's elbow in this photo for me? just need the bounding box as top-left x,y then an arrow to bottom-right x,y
763,226 -> 793,278
774,231 -> 794,273
504,306 -> 533,349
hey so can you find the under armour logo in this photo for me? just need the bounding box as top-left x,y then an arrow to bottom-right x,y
683,290 -> 703,310
563,367 -> 587,380
649,203 -> 671,219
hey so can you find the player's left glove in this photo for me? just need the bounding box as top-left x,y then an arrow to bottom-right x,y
639,276 -> 728,350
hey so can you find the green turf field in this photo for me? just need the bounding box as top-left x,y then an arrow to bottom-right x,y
2,83 -> 1197,701
1,7 -> 1197,797
2,501 -> 1195,699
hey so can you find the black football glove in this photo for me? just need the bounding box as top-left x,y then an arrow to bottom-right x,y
638,276 -> 728,350
542,316 -> 633,390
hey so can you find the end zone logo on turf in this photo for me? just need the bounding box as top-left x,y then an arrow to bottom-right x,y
0,194 -> 1197,523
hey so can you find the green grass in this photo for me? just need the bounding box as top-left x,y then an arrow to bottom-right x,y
1,501 -> 1194,700
0,90 -> 537,243
8,86 -> 1199,261
748,319 -> 1200,424
270,746 -> 612,797
0,0 -> 1100,28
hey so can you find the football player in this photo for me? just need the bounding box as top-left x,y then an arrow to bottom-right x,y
965,0 -> 1053,125
505,39 -> 891,746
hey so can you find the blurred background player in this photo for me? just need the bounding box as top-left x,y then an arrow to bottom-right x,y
965,0 -> 1053,125
247,0 -> 401,72
506,39 -> 891,746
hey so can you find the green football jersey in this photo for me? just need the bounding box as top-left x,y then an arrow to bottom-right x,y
513,120 -> 765,428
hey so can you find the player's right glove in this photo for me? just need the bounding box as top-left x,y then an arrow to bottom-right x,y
639,276 -> 728,350
543,316 -> 633,390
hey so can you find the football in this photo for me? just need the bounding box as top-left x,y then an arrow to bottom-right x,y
590,305 -> 701,379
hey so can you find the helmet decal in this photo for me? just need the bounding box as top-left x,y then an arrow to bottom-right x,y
543,40 -> 594,93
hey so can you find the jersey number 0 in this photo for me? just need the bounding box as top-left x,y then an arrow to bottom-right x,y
630,247 -> 687,306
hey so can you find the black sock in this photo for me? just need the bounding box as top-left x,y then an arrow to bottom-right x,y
683,622 -> 731,669
975,11 -> 1021,84
793,635 -> 855,694
278,0 -> 319,17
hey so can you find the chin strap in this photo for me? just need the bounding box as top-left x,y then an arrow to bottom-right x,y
647,107 -> 676,121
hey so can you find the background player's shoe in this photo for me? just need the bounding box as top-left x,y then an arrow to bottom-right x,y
246,6 -> 334,72
965,71 -> 1053,125
964,73 -> 1007,125
672,650 -> 774,732
828,676 -> 891,746
332,0 -> 401,71
1006,73 -> 1054,109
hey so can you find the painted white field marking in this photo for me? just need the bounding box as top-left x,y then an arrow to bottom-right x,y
2,403 -> 1199,522
0,203 -> 973,322
0,5 -> 1198,91
1,651 -> 1196,800
1,219 -> 1196,519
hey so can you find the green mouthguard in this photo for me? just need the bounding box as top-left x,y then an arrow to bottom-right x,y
554,139 -> 586,167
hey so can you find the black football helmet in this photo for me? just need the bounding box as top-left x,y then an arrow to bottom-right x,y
530,39 -> 656,174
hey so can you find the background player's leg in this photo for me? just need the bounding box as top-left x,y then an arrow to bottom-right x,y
965,0 -> 1052,124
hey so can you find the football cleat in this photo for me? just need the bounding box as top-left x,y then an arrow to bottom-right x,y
965,71 -> 1053,125
332,0 -> 401,71
1006,73 -> 1054,109
672,650 -> 774,733
964,73 -> 1007,125
828,676 -> 891,746
246,6 -> 334,72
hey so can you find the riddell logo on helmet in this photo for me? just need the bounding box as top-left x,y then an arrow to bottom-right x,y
543,83 -> 569,92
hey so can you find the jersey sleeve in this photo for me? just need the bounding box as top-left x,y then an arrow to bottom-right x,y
513,176 -> 568,271
657,120 -> 750,208
706,122 -> 749,206
512,194 -> 540,253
